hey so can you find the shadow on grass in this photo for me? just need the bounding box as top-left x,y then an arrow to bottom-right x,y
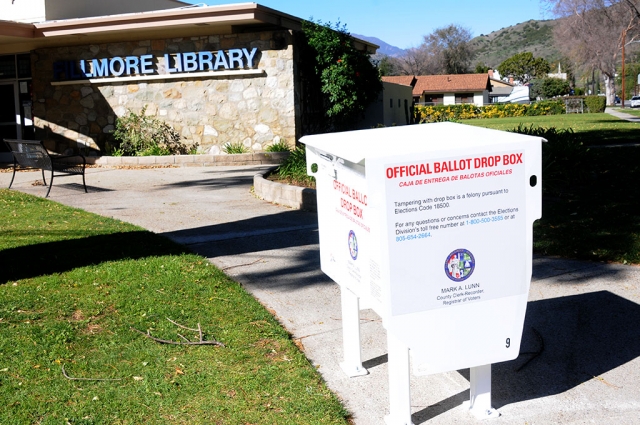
0,231 -> 187,284
577,126 -> 640,146
536,145 -> 640,263
536,194 -> 640,263
412,291 -> 640,423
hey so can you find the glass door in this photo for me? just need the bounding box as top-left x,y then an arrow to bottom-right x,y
0,82 -> 20,162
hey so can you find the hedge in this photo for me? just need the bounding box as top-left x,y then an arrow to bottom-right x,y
563,95 -> 607,113
414,100 -> 566,123
583,96 -> 607,113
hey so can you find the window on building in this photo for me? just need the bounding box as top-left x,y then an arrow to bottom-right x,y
398,99 -> 401,108
455,93 -> 474,104
0,54 -> 31,80
0,55 -> 17,80
424,94 -> 443,105
17,54 -> 31,79
404,99 -> 410,124
390,98 -> 393,108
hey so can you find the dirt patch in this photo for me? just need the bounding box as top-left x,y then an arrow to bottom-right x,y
71,310 -> 85,321
85,323 -> 103,334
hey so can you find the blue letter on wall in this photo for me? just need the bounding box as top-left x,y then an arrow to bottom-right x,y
242,48 -> 258,68
92,59 -> 109,77
228,49 -> 243,68
140,55 -> 154,74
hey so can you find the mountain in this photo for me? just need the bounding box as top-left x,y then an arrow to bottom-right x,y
358,18 -> 561,70
469,19 -> 560,68
352,33 -> 406,57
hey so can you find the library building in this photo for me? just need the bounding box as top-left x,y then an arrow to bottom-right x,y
1,0 -> 412,162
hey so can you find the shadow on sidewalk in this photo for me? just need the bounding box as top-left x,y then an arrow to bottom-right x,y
412,290 -> 640,423
160,209 -> 328,291
156,168 -> 270,191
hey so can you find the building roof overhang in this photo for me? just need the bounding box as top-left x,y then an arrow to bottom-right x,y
0,20 -> 36,39
0,3 -> 378,54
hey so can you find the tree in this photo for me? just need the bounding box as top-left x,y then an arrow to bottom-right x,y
376,55 -> 398,76
423,24 -> 475,74
547,0 -> 640,105
616,61 -> 640,98
300,20 -> 383,132
530,77 -> 572,99
497,52 -> 551,84
475,63 -> 491,74
395,24 -> 475,75
396,46 -> 438,75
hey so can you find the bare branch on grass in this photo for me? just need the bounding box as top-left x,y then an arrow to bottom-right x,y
167,317 -> 198,332
131,318 -> 225,347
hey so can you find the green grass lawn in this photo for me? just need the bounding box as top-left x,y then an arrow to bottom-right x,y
463,112 -> 640,146
0,190 -> 349,425
463,113 -> 640,264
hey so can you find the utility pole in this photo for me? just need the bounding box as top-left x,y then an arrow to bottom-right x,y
622,29 -> 627,108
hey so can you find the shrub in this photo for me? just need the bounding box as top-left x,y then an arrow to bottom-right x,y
112,106 -> 195,156
584,95 -> 606,113
414,100 -> 565,123
414,104 -> 480,123
481,103 -> 528,118
222,142 -> 249,154
509,124 -> 589,193
300,20 -> 383,132
273,145 -> 315,187
265,139 -> 291,152
526,100 -> 565,116
559,95 -> 605,113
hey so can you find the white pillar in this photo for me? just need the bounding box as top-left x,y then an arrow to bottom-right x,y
339,287 -> 368,377
384,332 -> 414,425
468,364 -> 500,419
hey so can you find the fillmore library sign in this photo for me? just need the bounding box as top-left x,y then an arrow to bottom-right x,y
53,47 -> 260,82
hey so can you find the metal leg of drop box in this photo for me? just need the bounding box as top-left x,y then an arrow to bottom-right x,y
467,364 -> 500,419
384,332 -> 414,425
339,287 -> 368,377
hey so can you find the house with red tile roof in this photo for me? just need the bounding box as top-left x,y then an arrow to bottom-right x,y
383,73 -> 493,106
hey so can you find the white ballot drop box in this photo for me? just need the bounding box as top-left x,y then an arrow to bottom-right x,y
301,122 -> 542,424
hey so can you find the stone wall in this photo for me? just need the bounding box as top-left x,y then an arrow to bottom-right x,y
31,30 -> 297,155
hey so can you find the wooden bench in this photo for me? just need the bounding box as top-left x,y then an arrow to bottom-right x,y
3,139 -> 87,198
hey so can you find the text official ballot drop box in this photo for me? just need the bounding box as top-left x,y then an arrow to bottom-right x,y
301,122 -> 542,424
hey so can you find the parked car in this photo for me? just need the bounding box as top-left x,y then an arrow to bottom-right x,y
631,96 -> 640,108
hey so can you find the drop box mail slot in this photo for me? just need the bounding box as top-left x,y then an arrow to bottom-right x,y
302,122 -> 542,375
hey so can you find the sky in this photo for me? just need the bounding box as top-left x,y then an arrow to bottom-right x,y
185,0 -> 549,49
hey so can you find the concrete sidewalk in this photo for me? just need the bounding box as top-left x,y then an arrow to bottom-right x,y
2,165 -> 640,424
605,107 -> 640,123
